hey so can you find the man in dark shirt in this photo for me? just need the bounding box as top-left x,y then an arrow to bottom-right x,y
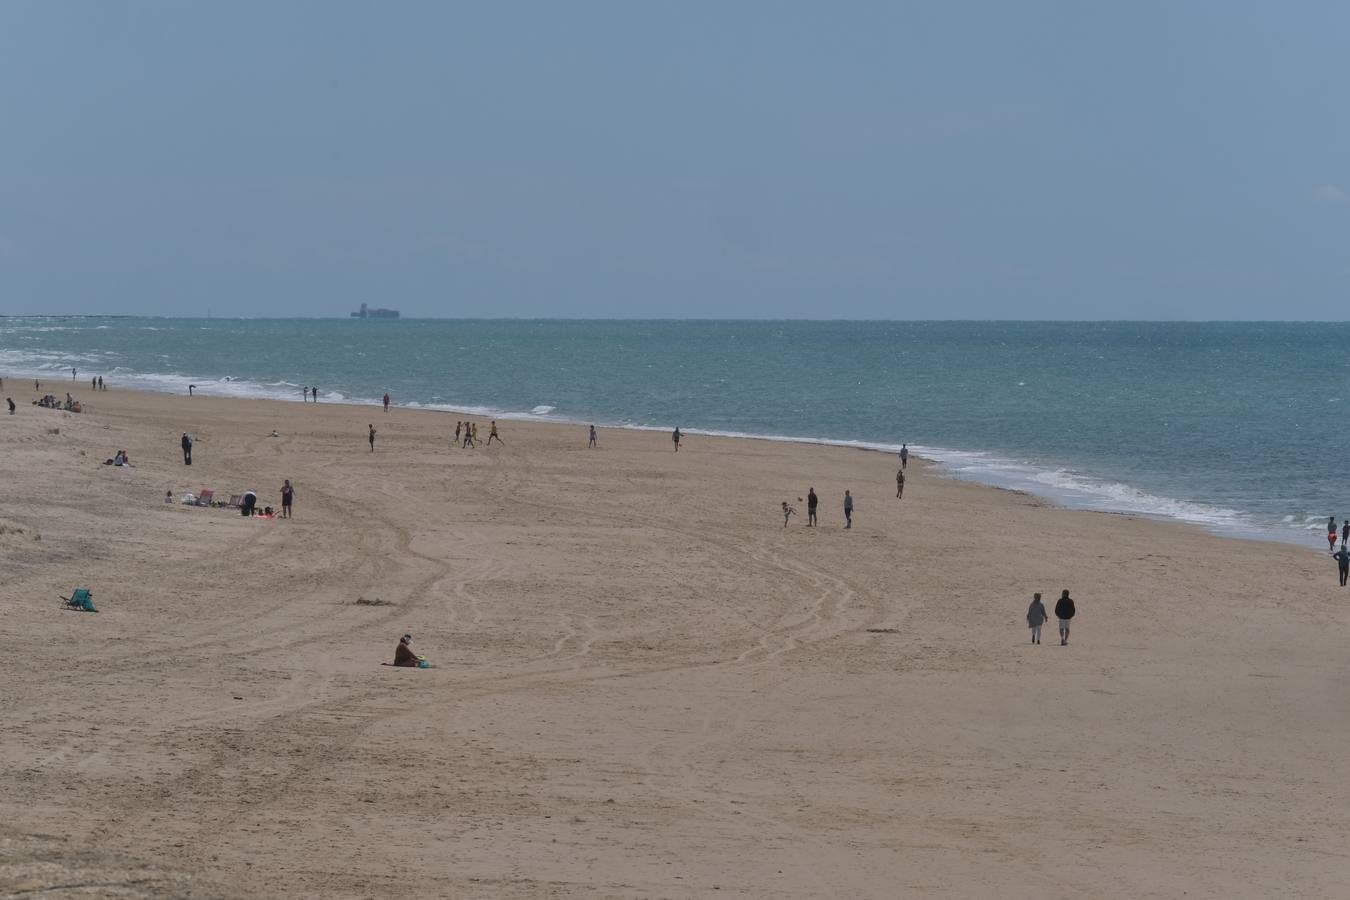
1334,547 -> 1350,586
181,432 -> 193,465
806,488 -> 818,526
1054,590 -> 1076,645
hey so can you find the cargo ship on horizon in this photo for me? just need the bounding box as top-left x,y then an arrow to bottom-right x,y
351,303 -> 399,319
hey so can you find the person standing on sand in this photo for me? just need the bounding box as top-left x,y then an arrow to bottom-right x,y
463,423 -> 474,448
589,424 -> 597,448
1341,519 -> 1348,549
7,397 -> 14,415
1329,517 -> 1339,552
806,488 -> 818,526
1026,593 -> 1048,644
900,444 -> 908,469
368,424 -> 376,451
471,422 -> 479,445
383,393 -> 390,413
843,490 -> 853,528
896,468 -> 905,499
1054,590 -> 1076,645
34,379 -> 40,391
487,420 -> 502,446
303,386 -> 309,401
312,386 -> 319,402
672,427 -> 682,451
181,432 -> 193,465
1333,545 -> 1350,586
188,384 -> 195,397
72,367 -> 77,381
280,479 -> 294,519
782,501 -> 795,528
454,421 -> 462,445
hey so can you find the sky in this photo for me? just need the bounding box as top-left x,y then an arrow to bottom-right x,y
2,2 -> 1349,319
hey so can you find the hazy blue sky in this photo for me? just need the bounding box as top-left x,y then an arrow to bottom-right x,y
2,2 -> 1348,318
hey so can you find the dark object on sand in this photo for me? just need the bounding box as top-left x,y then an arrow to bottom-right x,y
61,588 -> 97,612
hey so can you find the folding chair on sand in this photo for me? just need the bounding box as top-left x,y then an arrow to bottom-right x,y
61,588 -> 97,612
194,489 -> 215,507
225,494 -> 242,509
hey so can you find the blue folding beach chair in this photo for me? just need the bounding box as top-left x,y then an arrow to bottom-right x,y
61,588 -> 97,612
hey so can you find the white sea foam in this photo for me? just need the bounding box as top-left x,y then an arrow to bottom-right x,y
530,405 -> 557,415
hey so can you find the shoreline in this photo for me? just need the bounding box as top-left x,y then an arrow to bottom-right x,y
4,372 -> 1319,550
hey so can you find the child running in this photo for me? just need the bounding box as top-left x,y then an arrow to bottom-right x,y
782,501 -> 796,528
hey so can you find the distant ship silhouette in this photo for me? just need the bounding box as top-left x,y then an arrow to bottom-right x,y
350,303 -> 399,319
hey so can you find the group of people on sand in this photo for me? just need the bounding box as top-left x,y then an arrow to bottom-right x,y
35,392 -> 83,412
782,488 -> 855,529
89,376 -> 106,391
106,449 -> 132,467
452,419 -> 502,449
301,386 -> 321,402
1328,517 -> 1350,585
1026,591 -> 1077,645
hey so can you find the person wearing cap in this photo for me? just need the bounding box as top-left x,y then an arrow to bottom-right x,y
393,634 -> 419,667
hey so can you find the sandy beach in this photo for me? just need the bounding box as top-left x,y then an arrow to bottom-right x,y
2,386 -> 1347,899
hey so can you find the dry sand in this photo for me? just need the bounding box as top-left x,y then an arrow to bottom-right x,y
2,386 -> 1347,899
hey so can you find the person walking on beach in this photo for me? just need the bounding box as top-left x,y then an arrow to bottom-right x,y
1341,519 -> 1348,549
1333,545 -> 1350,586
471,422 -> 479,445
368,424 -> 377,451
806,488 -> 818,526
7,397 -> 14,415
454,421 -> 462,445
896,468 -> 905,499
843,490 -> 853,528
588,424 -> 597,448
72,367 -> 77,381
1054,590 -> 1076,645
1026,593 -> 1048,644
181,432 -> 193,465
672,427 -> 682,451
280,479 -> 294,519
383,393 -> 390,413
782,501 -> 795,528
463,423 -> 474,449
487,420 -> 502,446
1329,517 -> 1339,552
34,379 -> 40,391
900,444 -> 909,469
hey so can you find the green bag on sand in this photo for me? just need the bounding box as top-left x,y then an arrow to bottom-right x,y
62,588 -> 97,612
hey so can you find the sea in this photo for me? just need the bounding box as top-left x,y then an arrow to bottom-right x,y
3,317 -> 1345,546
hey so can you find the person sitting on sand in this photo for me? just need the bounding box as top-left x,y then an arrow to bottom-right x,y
393,634 -> 419,667
165,490 -> 174,504
782,501 -> 795,528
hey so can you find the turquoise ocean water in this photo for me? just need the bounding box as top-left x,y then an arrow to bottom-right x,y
3,317 -> 1346,545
